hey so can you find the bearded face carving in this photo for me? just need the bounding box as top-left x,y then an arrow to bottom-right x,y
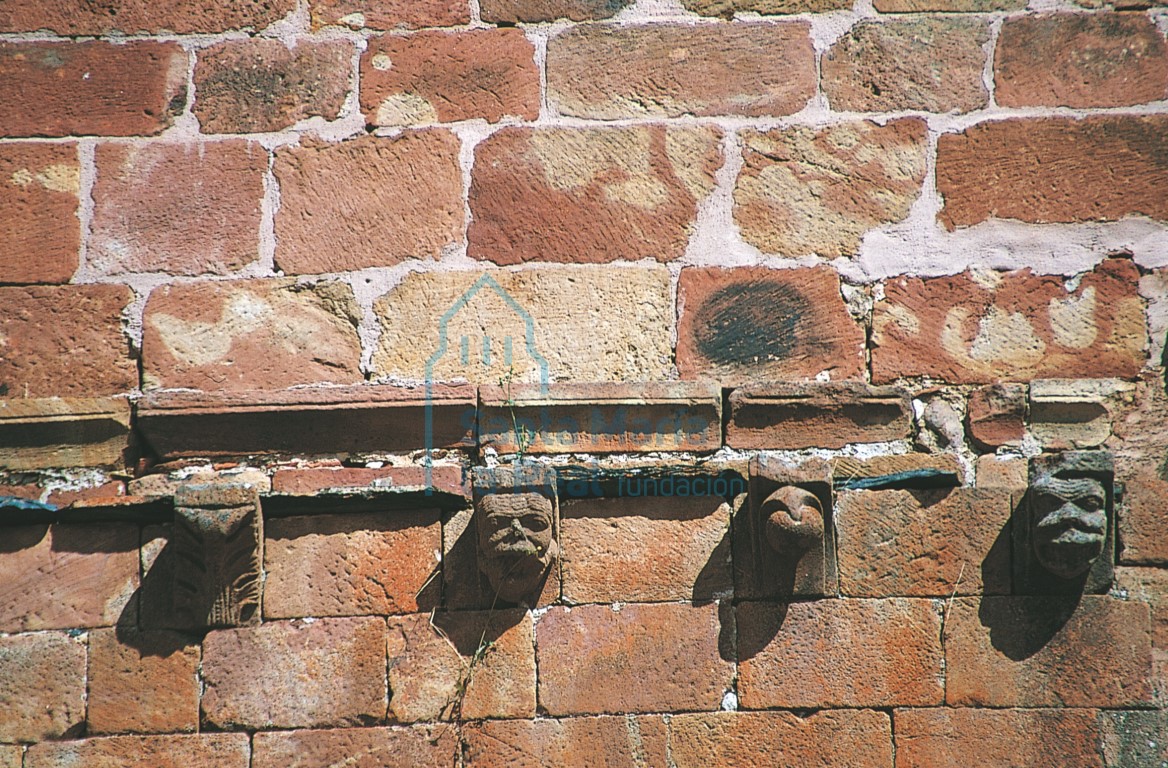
472,466 -> 559,605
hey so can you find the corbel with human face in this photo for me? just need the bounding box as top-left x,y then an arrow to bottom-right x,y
472,465 -> 559,605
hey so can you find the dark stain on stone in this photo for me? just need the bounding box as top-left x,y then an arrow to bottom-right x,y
693,280 -> 816,367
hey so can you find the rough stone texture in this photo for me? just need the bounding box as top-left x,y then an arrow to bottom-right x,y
91,141 -> 265,276
480,0 -> 633,21
1029,378 -> 1131,449
945,596 -> 1153,707
311,0 -> 468,29
47,480 -> 127,507
560,495 -> 731,603
0,632 -> 86,742
967,383 -> 1027,448
0,746 -> 17,768
271,465 -> 467,497
537,603 -> 732,715
469,126 -> 721,264
871,259 -> 1146,384
0,41 -> 186,137
832,452 -> 965,485
462,716 -> 670,767
361,30 -> 538,126
677,266 -> 865,383
0,142 -> 78,283
0,1 -> 294,33
386,610 -> 535,722
0,397 -> 132,471
86,628 -> 200,735
0,523 -> 138,632
274,131 -> 463,273
836,488 -> 1012,597
823,19 -> 989,113
1110,374 -> 1168,564
996,13 -> 1168,108
202,617 -> 387,729
735,119 -> 927,257
936,116 -> 1168,227
141,278 -> 363,391
683,0 -> 850,15
24,735 -> 251,768
895,708 -> 1103,768
1101,710 -> 1168,768
1116,568 -> 1168,649
548,23 -> 814,119
874,0 -> 1023,8
372,267 -> 673,383
737,599 -> 943,708
264,511 -> 441,618
669,710 -> 894,767
194,39 -> 352,133
976,455 -> 1028,489
253,725 -> 458,768
727,383 -> 912,449
0,284 -> 135,398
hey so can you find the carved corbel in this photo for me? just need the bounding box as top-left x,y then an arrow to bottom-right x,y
472,465 -> 558,605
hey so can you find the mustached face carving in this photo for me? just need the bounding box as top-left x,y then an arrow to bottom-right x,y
1030,473 -> 1107,580
476,492 -> 558,604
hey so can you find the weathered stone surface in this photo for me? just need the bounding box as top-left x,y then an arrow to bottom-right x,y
91,141 -> 265,275
937,116 -> 1168,227
0,1 -> 293,33
670,710 -> 893,767
548,23 -> 814,119
271,465 -> 467,498
1030,378 -> 1132,449
480,0 -> 633,21
735,119 -> 927,257
823,19 -> 989,113
727,383 -> 912,449
967,383 -> 1027,448
142,278 -> 363,391
677,266 -> 865,383
253,725 -> 458,768
274,131 -> 463,273
1110,374 -> 1168,564
836,488 -> 1012,597
194,40 -> 351,133
478,382 -> 721,453
0,42 -> 185,137
996,13 -> 1168,108
130,468 -> 271,499
312,0 -> 468,29
362,30 -> 538,126
373,268 -> 673,383
387,610 -> 535,722
472,466 -> 559,606
895,708 -> 1103,768
945,596 -> 1153,707
831,452 -> 965,486
1116,568 -> 1168,650
0,746 -> 17,768
0,632 -> 86,742
0,142 -> 78,283
737,599 -> 943,708
87,628 -> 200,735
976,455 -> 1028,489
561,495 -> 731,603
0,284 -> 135,398
1101,710 -> 1168,768
463,716 -> 670,767
872,259 -> 1146,383
0,397 -> 131,470
47,480 -> 126,508
202,617 -> 387,729
0,523 -> 137,632
469,126 -> 720,264
682,0 -> 850,15
264,510 -> 440,618
25,735 -> 251,768
874,0 -> 1022,8
537,603 -> 732,715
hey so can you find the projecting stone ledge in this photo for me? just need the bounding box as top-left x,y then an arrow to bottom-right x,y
0,397 -> 131,470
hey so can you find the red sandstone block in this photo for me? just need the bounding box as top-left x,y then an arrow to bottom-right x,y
945,596 -> 1153,707
727,382 -> 912,449
463,716 -> 670,767
1100,710 -> 1168,768
201,617 -> 388,729
0,1 -> 293,34
274,132 -> 463,273
967,383 -> 1026,448
0,632 -> 86,742
871,259 -> 1146,383
141,278 -> 363,391
677,267 -> 865,383
271,465 -> 466,497
895,708 -> 1102,768
670,710 -> 894,767
1111,375 -> 1168,564
311,0 -> 469,29
996,12 -> 1168,108
361,30 -> 538,126
737,599 -> 943,708
0,42 -> 186,137
253,725 -> 458,768
0,523 -> 138,632
0,143 -> 78,283
264,510 -> 441,618
560,495 -> 732,604
1116,568 -> 1168,650
86,628 -> 199,735
387,610 -> 535,722
537,603 -> 732,715
684,0 -> 850,13
469,125 -> 721,264
0,284 -> 136,398
480,0 -> 632,21
547,23 -> 814,119
194,40 -> 352,134
937,116 -> 1168,228
47,481 -> 127,507
24,734 -> 250,768
91,140 -> 265,276
836,488 -> 1012,597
